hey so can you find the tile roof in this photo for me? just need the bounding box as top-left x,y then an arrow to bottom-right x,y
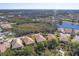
34,33 -> 46,42
11,38 -> 24,49
47,34 -> 57,41
0,41 -> 10,53
21,36 -> 35,45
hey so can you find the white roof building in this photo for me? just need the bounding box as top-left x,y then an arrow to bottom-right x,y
72,35 -> 79,43
59,33 -> 69,42
11,38 -> 24,49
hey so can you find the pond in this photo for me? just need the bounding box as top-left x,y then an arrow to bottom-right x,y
58,22 -> 79,30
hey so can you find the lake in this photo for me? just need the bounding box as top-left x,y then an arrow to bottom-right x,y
58,22 -> 79,30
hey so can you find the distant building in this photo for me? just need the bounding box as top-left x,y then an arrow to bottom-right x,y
57,28 -> 65,33
0,28 -> 2,32
0,23 -> 12,29
59,33 -> 69,42
72,35 -> 79,43
0,32 -> 5,43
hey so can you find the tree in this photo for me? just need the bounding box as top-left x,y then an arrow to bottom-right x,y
71,18 -> 75,25
43,48 -> 51,56
59,20 -> 63,25
71,42 -> 79,56
47,39 -> 59,50
70,29 -> 75,39
37,41 -> 46,51
78,20 -> 79,25
35,41 -> 47,55
23,46 -> 36,56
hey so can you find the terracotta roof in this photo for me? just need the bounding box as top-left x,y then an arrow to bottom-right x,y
64,29 -> 72,33
21,36 -> 35,45
34,33 -> 46,42
3,41 -> 10,48
0,41 -> 10,53
47,34 -> 57,41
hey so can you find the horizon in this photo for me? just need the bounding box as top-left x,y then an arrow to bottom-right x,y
0,3 -> 79,10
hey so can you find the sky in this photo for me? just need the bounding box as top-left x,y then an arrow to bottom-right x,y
0,3 -> 79,9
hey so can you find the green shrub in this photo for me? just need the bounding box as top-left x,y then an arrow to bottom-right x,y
2,49 -> 15,56
23,46 -> 36,56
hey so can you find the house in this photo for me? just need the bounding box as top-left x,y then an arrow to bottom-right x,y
0,41 -> 10,53
0,28 -> 2,32
21,36 -> 35,45
75,30 -> 79,34
64,29 -> 72,34
59,33 -> 69,42
0,32 -> 5,43
57,26 -> 72,34
72,35 -> 79,43
3,41 -> 10,48
0,36 -> 4,43
47,34 -> 57,41
0,22 -> 12,29
57,28 -> 65,33
65,33 -> 71,38
34,33 -> 46,42
11,38 -> 24,49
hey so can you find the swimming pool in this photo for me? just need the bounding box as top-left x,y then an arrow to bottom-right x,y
58,22 -> 79,30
